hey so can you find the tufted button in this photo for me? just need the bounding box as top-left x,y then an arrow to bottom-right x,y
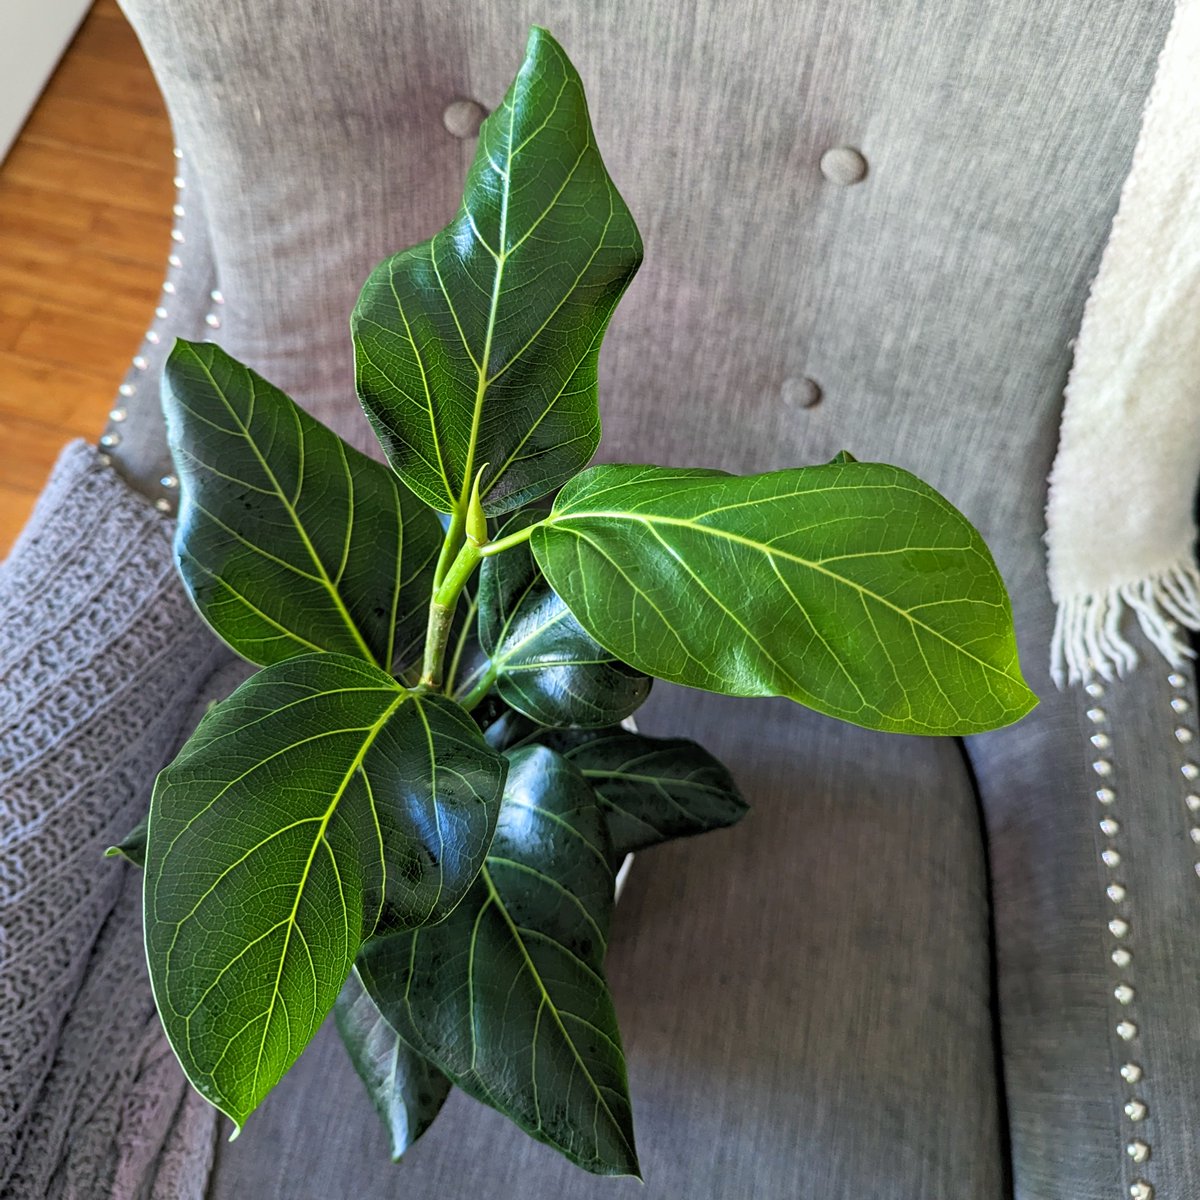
443,98 -> 488,139
820,146 -> 868,186
782,376 -> 822,409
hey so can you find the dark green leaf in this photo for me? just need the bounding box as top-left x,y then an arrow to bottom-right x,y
540,729 -> 747,857
335,968 -> 452,1160
358,746 -> 638,1177
144,654 -> 506,1129
481,707 -> 545,752
164,340 -> 441,670
352,27 -> 642,517
105,816 -> 147,867
464,514 -> 650,726
530,462 -> 1037,735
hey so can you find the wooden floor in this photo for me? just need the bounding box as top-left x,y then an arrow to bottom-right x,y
0,0 -> 172,555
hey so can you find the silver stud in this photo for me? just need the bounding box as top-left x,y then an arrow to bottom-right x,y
210,289 -> 225,305
1130,1180 -> 1153,1200
170,229 -> 185,243
97,452 -> 111,467
1169,672 -> 1187,688
1172,697 -> 1191,714
1112,947 -> 1132,968
1097,787 -> 1117,804
160,474 -> 179,490
1102,849 -> 1121,868
1110,918 -> 1129,938
1086,682 -> 1106,698
1176,727 -> 1195,744
1090,732 -> 1111,750
1183,762 -> 1199,781
155,306 -> 168,319
108,407 -> 126,423
145,330 -> 161,344
1100,818 -> 1120,837
1114,984 -> 1135,1005
205,313 -> 221,328
99,431 -> 121,448
1117,1020 -> 1138,1041
1195,862 -> 1200,879
132,355 -> 148,371
1094,760 -> 1114,777
1125,1099 -> 1147,1121
154,497 -> 172,513
166,259 -> 181,272
1087,707 -> 1107,723
118,382 -> 135,397
1106,882 -> 1126,902
172,203 -> 185,218
172,146 -> 183,160
1190,828 -> 1200,845
1121,1062 -> 1143,1084
173,175 -> 186,189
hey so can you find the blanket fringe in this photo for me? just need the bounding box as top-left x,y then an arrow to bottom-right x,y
1051,558 -> 1200,688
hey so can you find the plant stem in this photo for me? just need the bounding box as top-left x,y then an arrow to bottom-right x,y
478,520 -> 540,557
443,592 -> 479,694
432,508 -> 466,591
455,663 -> 499,713
419,538 -> 482,689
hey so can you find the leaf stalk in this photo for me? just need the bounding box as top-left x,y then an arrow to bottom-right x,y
420,538 -> 482,689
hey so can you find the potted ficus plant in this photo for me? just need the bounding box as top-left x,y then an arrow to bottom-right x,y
108,26 -> 1036,1180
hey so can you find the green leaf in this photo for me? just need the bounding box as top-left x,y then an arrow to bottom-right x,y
530,463 -> 1037,735
144,653 -> 506,1130
540,729 -> 747,857
352,27 -> 642,517
335,968 -> 452,1160
462,514 -> 650,725
358,745 -> 639,1177
164,340 -> 442,670
105,816 -> 147,867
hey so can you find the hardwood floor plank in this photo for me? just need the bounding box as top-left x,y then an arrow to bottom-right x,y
1,1 -> 172,554
19,95 -> 172,168
0,352 -> 121,429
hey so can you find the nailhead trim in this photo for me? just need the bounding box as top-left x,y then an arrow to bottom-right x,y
1086,687 -> 1156,1197
101,148 -> 213,518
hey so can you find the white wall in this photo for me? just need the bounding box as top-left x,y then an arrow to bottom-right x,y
0,0 -> 93,163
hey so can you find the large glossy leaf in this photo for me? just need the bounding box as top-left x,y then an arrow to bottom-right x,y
358,746 -> 638,1177
461,514 -> 650,725
352,27 -> 642,517
540,729 -> 747,857
530,463 -> 1037,735
164,340 -> 441,670
144,654 -> 506,1129
335,968 -> 452,1160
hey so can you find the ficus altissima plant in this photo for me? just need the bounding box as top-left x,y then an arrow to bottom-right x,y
109,27 -> 1036,1179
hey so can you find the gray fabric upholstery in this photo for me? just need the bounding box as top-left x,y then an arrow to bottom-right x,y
12,0 -> 1185,1193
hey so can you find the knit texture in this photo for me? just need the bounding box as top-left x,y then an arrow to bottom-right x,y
0,442 -> 226,1197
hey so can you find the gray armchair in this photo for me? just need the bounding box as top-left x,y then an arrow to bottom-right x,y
4,2 -> 1196,1196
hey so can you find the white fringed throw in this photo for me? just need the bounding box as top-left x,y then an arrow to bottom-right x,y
1046,0 -> 1200,687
